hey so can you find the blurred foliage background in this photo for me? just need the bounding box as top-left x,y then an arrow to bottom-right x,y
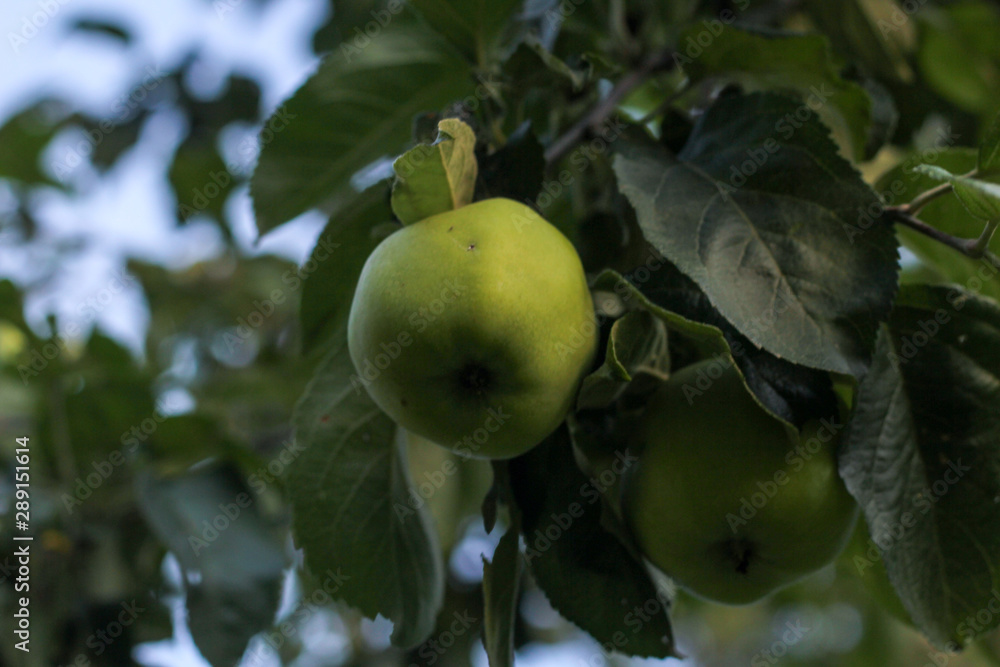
2,0 -> 1000,666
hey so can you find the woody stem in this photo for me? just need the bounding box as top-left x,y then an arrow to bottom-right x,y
545,49 -> 677,167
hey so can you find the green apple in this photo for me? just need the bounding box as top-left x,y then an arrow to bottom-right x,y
347,197 -> 597,459
623,358 -> 858,604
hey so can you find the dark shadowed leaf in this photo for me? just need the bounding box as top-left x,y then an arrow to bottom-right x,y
482,524 -> 521,667
802,0 -> 915,82
251,17 -> 471,234
87,112 -> 146,171
312,0 -> 390,53
502,38 -> 589,93
508,427 -> 678,659
917,2 -> 1000,115
576,309 -> 668,411
69,18 -> 132,44
613,92 -> 898,378
676,24 -> 873,158
409,0 -> 524,65
858,75 -> 899,160
981,109 -> 1000,174
288,340 -> 444,648
604,262 -> 840,426
0,103 -> 64,186
170,139 -> 236,224
839,284 -> 1000,649
591,269 -> 731,361
38,333 -> 155,486
136,465 -> 286,667
298,183 -> 395,354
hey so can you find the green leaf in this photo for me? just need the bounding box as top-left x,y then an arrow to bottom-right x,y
595,264 -> 839,426
981,109 -> 1000,174
503,38 -> 589,93
613,92 -> 899,377
70,18 -> 132,44
509,427 -> 678,659
802,0 -> 915,82
950,179 -> 1000,223
914,165 -> 1000,222
858,75 -> 899,160
299,184 -> 395,354
0,103 -> 63,186
839,284 -> 1000,649
391,118 -> 478,224
250,19 -> 472,235
171,139 -> 236,223
136,465 -> 286,667
0,280 -> 27,328
408,0 -> 523,65
481,525 -> 522,667
878,149 -> 1000,302
676,24 -> 873,159
912,164 -> 956,182
312,0 -> 393,53
917,2 -> 1000,115
145,414 -> 256,473
76,111 -> 146,172
193,74 -> 263,128
39,333 -> 155,484
288,340 -> 444,648
591,269 -> 732,360
576,310 -> 668,410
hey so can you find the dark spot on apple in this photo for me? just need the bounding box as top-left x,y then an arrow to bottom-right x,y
724,538 -> 753,575
456,362 -> 491,395
448,226 -> 454,232
467,243 -> 476,251
400,398 -> 408,407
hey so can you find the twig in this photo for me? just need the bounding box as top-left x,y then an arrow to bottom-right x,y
971,219 -> 999,257
899,169 -> 978,216
633,83 -> 690,127
899,181 -> 953,216
885,207 -> 1000,269
544,49 -> 677,166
